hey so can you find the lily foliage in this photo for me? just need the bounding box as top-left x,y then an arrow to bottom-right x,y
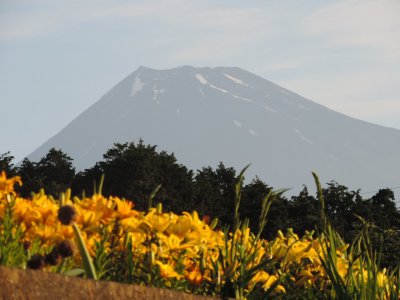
0,171 -> 399,299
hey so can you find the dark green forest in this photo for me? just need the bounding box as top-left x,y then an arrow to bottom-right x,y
1,141 -> 400,268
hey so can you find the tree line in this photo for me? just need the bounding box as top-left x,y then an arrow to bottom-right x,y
1,141 -> 400,267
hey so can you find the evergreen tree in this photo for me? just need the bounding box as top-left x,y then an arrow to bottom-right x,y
241,177 -> 272,234
17,148 -> 75,197
323,182 -> 361,238
0,151 -> 16,176
193,163 -> 237,226
17,158 -> 42,197
73,141 -> 194,212
288,187 -> 320,235
37,148 -> 75,197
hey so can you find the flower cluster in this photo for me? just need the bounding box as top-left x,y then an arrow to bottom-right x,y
0,173 -> 396,299
269,229 -> 346,288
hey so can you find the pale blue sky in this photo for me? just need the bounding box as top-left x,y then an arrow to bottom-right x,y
1,0 -> 399,162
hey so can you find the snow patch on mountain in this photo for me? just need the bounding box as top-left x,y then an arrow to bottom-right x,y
248,129 -> 258,136
264,105 -> 277,113
196,72 -> 249,100
209,84 -> 229,93
198,87 -> 206,98
195,74 -> 207,85
152,85 -> 165,101
131,77 -> 144,97
294,129 -> 313,144
232,94 -> 252,103
223,74 -> 248,86
233,120 -> 243,127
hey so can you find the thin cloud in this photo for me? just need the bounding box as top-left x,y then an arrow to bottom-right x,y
263,61 -> 299,71
0,0 -> 185,40
303,0 -> 400,63
282,67 -> 400,125
154,7 -> 278,65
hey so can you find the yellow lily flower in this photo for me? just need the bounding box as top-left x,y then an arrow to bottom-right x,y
0,172 -> 21,199
155,261 -> 183,279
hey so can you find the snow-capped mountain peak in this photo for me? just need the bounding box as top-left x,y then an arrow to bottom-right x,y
27,66 -> 400,196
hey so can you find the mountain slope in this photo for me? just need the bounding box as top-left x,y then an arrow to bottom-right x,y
27,66 -> 400,196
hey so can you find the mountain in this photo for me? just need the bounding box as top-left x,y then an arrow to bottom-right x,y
27,66 -> 400,197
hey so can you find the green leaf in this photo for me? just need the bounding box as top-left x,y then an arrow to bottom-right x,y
148,184 -> 161,211
65,268 -> 85,277
72,223 -> 98,280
